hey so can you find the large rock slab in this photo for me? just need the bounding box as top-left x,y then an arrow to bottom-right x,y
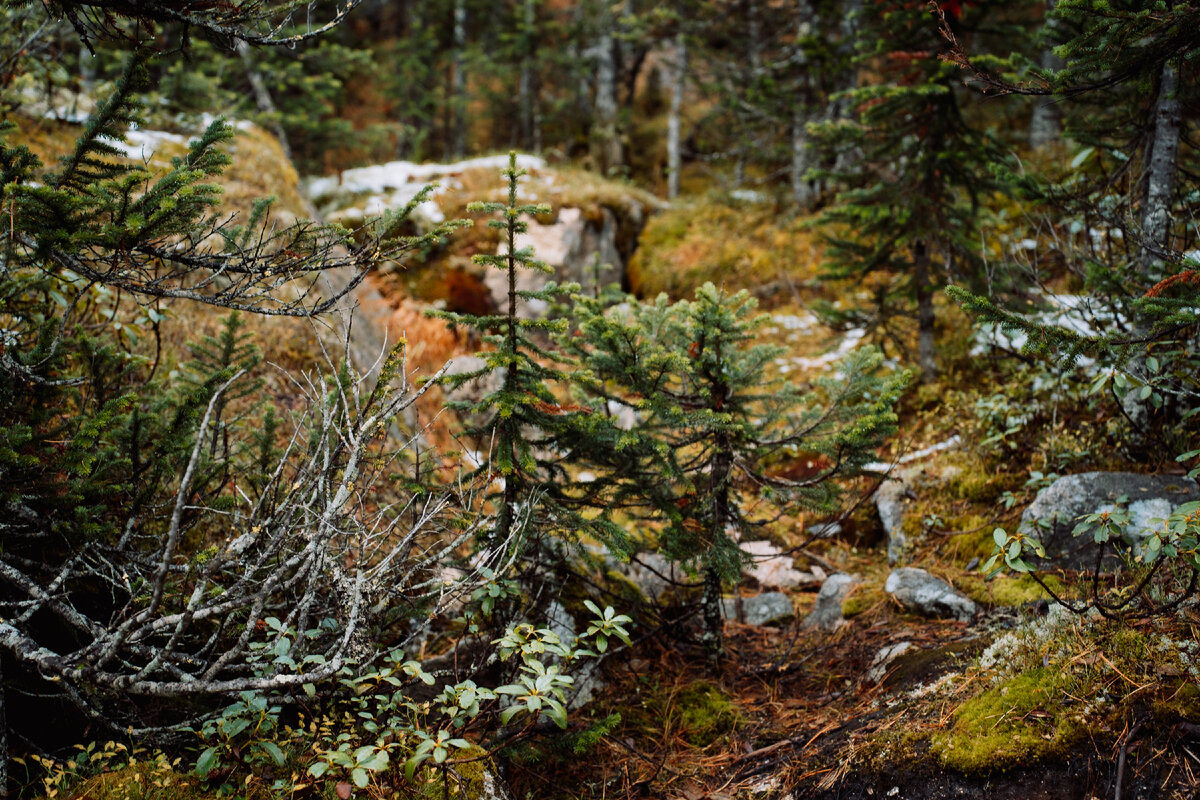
885,567 -> 976,622
487,207 -> 624,318
740,540 -> 822,590
722,592 -> 795,626
1018,472 -> 1200,567
804,573 -> 859,630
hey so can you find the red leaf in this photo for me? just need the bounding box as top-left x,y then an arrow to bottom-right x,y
336,782 -> 353,800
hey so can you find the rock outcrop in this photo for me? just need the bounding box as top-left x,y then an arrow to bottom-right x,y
804,573 -> 859,630
1018,472 -> 1200,567
885,567 -> 976,622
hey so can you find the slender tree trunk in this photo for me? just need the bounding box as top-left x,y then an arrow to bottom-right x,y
830,0 -> 862,174
913,241 -> 936,381
667,33 -> 686,200
518,0 -> 542,153
591,8 -> 622,175
791,0 -> 817,209
235,41 -> 294,164
1141,60 -> 1179,276
1028,0 -> 1064,149
701,565 -> 724,667
450,0 -> 468,160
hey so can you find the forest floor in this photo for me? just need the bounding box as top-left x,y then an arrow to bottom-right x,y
14,114 -> 1200,799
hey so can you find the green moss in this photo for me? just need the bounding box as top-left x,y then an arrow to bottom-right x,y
1153,681 -> 1200,724
842,582 -> 886,618
931,668 -> 1086,774
675,682 -> 741,747
627,200 -> 820,300
411,745 -> 496,799
955,573 -> 1063,608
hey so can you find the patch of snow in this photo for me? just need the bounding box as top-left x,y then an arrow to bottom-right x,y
323,153 -> 546,197
104,128 -> 186,160
862,435 -> 962,473
770,312 -> 819,331
790,327 -> 866,371
729,189 -> 767,203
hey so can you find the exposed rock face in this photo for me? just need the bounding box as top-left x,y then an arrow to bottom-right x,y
1018,472 -> 1200,567
875,477 -> 911,566
866,641 -> 913,684
885,567 -> 976,622
804,573 -> 859,630
721,592 -> 795,627
603,552 -> 679,602
740,540 -> 822,590
487,206 -> 625,318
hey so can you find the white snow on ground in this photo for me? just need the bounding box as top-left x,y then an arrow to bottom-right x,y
971,292 -> 1127,364
862,435 -> 963,474
305,154 -> 547,199
303,154 -> 547,228
789,327 -> 866,371
104,128 -> 187,160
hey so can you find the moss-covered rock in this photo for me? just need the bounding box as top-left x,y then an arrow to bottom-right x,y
626,199 -> 820,300
675,682 -> 742,747
931,668 -> 1087,774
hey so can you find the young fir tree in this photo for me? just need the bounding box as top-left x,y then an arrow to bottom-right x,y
809,1 -> 1004,381
435,153 -> 627,559
563,283 -> 908,661
947,0 -> 1200,452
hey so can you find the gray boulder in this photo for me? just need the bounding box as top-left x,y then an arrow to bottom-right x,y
885,567 -> 976,622
722,592 -> 795,626
804,573 -> 859,630
1019,472 -> 1200,567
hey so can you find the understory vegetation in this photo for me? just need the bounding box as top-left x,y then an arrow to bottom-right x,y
1,1 -> 1199,799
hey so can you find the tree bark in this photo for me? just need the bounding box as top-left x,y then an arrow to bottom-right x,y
450,0 -> 468,160
0,657 -> 7,799
591,7 -> 623,175
667,32 -> 686,199
235,41 -> 293,164
701,565 -> 724,668
1028,0 -> 1064,149
1141,59 -> 1180,276
517,0 -> 542,153
790,0 -> 817,209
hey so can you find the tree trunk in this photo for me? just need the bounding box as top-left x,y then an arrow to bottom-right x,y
449,0 -> 468,161
829,0 -> 862,174
667,33 -> 686,199
1028,0 -> 1064,149
591,9 -> 622,175
235,41 -> 294,164
701,565 -> 724,667
517,0 -> 542,153
791,0 -> 817,209
1141,59 -> 1179,276
913,241 -> 936,382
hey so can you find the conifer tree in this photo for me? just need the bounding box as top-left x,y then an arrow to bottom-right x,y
434,153 -> 627,559
945,0 -> 1200,445
810,1 -> 1004,381
564,284 -> 908,660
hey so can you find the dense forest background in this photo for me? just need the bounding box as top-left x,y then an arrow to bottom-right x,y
1,1 -> 1200,798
